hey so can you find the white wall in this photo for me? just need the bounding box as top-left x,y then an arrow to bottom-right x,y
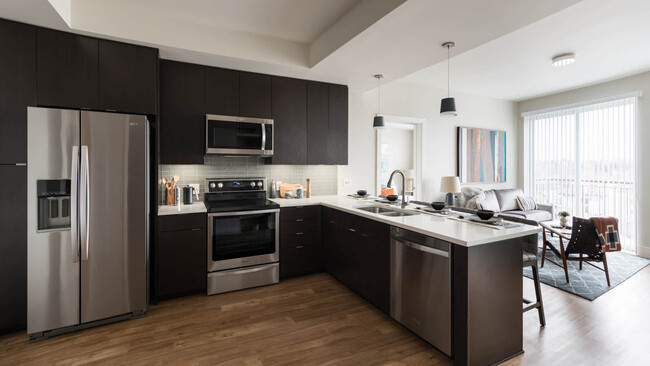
339,80 -> 518,202
517,70 -> 650,258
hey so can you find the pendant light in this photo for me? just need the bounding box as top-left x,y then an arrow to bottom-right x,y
440,42 -> 457,116
373,74 -> 385,128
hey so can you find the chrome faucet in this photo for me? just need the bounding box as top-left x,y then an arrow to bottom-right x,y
386,169 -> 407,208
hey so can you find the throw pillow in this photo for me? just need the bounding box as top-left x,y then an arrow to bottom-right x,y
476,190 -> 501,212
516,195 -> 538,211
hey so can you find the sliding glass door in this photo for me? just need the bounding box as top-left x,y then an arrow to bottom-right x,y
526,96 -> 637,252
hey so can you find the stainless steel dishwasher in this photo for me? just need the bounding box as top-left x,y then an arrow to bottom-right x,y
390,226 -> 451,356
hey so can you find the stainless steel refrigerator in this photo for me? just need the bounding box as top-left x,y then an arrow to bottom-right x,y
27,107 -> 148,340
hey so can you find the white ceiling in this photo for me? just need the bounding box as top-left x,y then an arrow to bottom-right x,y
403,0 -> 650,101
4,0 -> 642,101
126,0 -> 363,44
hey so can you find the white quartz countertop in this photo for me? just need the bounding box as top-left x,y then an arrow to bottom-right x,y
158,202 -> 207,216
270,195 -> 541,247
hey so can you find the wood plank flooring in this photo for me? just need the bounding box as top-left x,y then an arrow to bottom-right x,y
1,267 -> 649,365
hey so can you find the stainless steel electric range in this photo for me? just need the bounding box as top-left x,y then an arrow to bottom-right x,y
204,178 -> 280,295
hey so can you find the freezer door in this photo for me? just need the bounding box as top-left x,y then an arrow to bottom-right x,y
80,111 -> 148,323
27,107 -> 80,334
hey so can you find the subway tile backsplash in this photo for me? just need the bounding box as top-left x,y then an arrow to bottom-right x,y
158,156 -> 338,204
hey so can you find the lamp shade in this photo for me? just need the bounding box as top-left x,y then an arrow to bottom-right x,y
440,176 -> 461,193
373,115 -> 385,128
440,97 -> 457,116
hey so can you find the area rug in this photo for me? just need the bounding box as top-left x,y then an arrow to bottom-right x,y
523,234 -> 650,301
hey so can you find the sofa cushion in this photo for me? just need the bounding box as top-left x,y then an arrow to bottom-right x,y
494,188 -> 524,211
477,190 -> 501,212
500,209 -> 552,222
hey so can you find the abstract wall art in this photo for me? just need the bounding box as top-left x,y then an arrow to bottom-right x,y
457,127 -> 506,183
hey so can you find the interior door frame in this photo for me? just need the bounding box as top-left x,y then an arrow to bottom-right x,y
374,114 -> 425,198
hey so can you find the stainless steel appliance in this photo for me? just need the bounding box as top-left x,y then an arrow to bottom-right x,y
205,178 -> 280,295
205,114 -> 273,156
390,226 -> 451,356
27,107 -> 148,341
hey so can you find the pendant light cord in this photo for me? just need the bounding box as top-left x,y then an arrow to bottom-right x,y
378,76 -> 381,115
447,44 -> 450,98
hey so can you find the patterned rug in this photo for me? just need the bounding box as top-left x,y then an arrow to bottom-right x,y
523,234 -> 650,301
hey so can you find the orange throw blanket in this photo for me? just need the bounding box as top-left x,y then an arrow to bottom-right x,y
590,217 -> 621,252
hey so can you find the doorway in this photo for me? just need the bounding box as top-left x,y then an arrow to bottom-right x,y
375,115 -> 424,199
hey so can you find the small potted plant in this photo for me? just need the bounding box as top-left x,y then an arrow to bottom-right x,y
557,211 -> 570,228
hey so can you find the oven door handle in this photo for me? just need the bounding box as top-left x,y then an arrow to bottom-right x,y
208,208 -> 279,217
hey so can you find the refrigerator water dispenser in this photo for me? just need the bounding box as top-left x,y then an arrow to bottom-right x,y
37,179 -> 71,231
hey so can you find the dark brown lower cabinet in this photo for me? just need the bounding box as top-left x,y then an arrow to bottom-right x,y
156,213 -> 207,300
321,207 -> 390,314
0,165 -> 27,334
280,206 -> 322,278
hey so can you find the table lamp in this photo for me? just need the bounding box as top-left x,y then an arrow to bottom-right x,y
440,176 -> 461,206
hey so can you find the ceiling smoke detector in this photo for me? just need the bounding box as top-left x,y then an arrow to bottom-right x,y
552,53 -> 576,67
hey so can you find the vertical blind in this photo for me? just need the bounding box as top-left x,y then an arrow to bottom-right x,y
525,96 -> 637,252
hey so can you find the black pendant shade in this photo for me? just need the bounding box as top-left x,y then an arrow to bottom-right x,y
440,97 -> 457,116
373,115 -> 385,128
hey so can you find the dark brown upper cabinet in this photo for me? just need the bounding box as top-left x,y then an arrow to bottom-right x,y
271,77 -> 307,165
0,19 -> 35,165
98,40 -> 158,115
307,81 -> 329,165
240,72 -> 272,118
159,60 -> 206,164
205,67 -> 239,116
36,28 -> 99,110
328,84 -> 348,165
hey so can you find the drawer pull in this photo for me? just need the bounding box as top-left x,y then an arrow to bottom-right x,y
349,228 -> 356,232
361,233 -> 368,237
191,228 -> 202,231
295,206 -> 303,209
296,232 -> 304,235
296,245 -> 304,249
296,219 -> 304,222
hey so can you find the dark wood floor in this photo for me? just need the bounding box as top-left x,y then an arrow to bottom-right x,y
1,267 -> 649,365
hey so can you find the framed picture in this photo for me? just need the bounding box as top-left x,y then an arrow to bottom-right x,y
457,127 -> 506,183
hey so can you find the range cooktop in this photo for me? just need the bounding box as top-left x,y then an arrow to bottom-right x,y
203,178 -> 279,213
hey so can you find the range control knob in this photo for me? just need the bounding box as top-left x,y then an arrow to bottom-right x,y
209,182 -> 216,189
217,182 -> 223,189
257,181 -> 263,187
250,182 -> 256,188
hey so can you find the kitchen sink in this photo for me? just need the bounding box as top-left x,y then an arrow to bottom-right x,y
380,211 -> 417,217
355,205 -> 419,217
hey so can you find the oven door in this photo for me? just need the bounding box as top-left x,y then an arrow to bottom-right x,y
208,209 -> 279,272
205,114 -> 273,156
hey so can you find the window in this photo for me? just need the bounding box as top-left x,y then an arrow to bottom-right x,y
524,95 -> 637,252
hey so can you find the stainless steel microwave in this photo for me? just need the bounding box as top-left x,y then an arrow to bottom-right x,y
205,114 -> 273,156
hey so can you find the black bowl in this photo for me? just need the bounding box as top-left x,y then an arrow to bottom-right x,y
430,201 -> 446,210
356,190 -> 367,196
386,195 -> 398,202
476,210 -> 495,220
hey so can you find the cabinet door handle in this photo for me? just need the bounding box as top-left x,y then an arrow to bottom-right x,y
361,233 -> 368,237
348,228 -> 356,232
296,232 -> 304,235
296,219 -> 303,222
191,228 -> 201,231
296,245 -> 304,249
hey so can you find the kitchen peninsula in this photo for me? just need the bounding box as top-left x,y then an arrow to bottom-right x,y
271,195 -> 540,366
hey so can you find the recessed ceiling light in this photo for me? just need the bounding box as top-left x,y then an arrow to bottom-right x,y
552,53 -> 576,67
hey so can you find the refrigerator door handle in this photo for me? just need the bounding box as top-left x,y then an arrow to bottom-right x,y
81,145 -> 90,261
71,146 -> 79,263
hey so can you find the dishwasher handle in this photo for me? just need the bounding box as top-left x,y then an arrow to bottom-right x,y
391,235 -> 449,258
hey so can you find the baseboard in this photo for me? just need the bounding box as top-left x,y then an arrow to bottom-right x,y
637,246 -> 650,259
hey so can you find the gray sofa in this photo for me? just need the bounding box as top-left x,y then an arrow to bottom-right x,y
459,188 -> 553,223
